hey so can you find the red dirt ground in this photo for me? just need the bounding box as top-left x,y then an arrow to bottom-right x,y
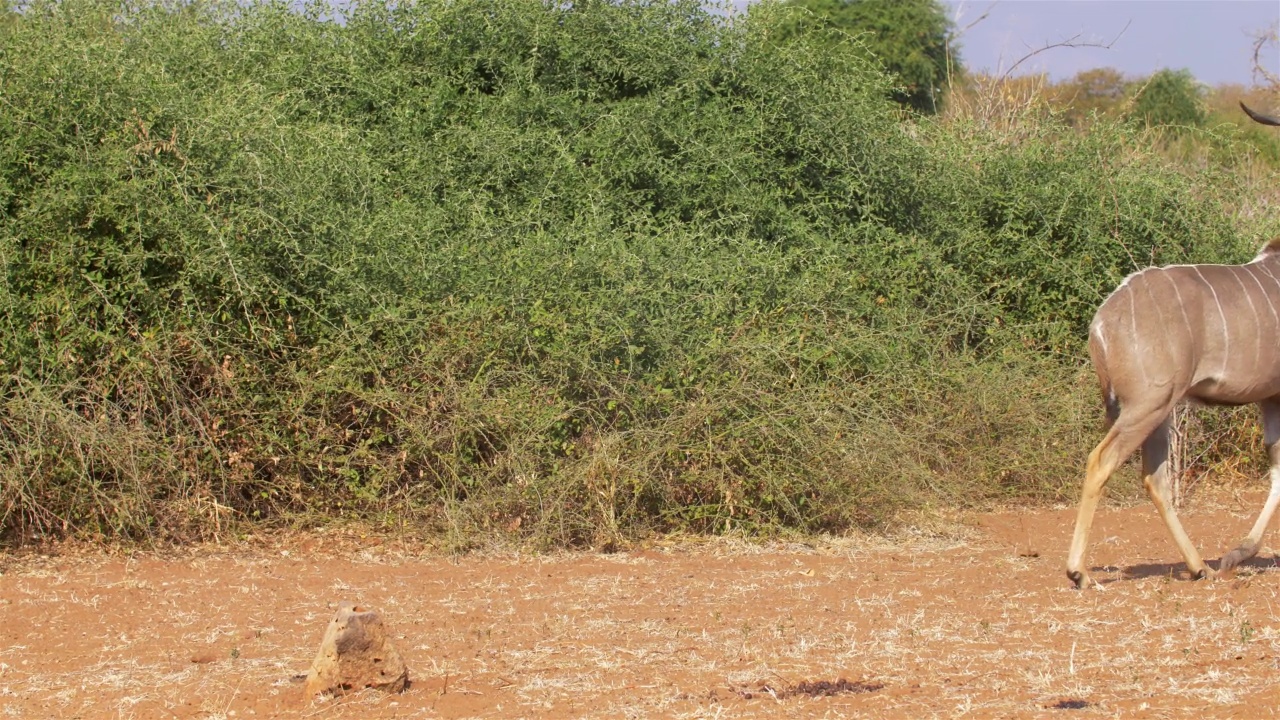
5,494 -> 1280,718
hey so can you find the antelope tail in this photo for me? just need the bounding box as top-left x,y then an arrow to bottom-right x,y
1087,326 -> 1120,428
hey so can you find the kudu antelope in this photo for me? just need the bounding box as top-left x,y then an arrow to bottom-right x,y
1066,101 -> 1280,589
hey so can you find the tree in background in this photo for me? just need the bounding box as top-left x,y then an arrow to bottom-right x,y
1050,67 -> 1128,127
783,0 -> 958,114
1130,68 -> 1206,130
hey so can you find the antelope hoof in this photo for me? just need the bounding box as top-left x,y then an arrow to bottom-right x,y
1067,569 -> 1092,590
1190,566 -> 1217,581
1217,546 -> 1256,575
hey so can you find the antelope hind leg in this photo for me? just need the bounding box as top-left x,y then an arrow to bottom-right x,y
1068,401 -> 1175,588
1142,417 -> 1214,580
1067,427 -> 1131,589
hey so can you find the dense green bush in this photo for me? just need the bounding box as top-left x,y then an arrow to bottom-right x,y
1131,68 -> 1206,130
0,0 -> 1270,545
782,0 -> 958,114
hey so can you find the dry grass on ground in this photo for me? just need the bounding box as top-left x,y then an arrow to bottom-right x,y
4,494 -> 1280,718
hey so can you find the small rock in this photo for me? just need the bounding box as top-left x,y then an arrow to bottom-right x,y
189,650 -> 220,664
303,601 -> 409,697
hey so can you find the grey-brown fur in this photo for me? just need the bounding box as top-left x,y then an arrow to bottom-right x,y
1068,241 -> 1280,588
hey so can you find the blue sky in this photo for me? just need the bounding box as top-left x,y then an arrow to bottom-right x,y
941,1 -> 1279,86
732,1 -> 1280,87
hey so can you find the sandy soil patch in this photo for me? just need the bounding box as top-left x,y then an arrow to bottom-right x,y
4,495 -> 1280,718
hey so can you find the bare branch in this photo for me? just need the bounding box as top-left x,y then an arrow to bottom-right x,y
961,9 -> 993,35
1250,24 -> 1279,90
950,0 -> 998,36
1001,20 -> 1131,81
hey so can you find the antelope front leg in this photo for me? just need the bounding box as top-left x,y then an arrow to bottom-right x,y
1219,472 -> 1280,573
1220,401 -> 1280,574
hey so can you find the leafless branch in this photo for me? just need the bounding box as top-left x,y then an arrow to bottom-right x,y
952,1 -> 998,36
1250,24 -> 1279,90
1001,20 -> 1131,81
